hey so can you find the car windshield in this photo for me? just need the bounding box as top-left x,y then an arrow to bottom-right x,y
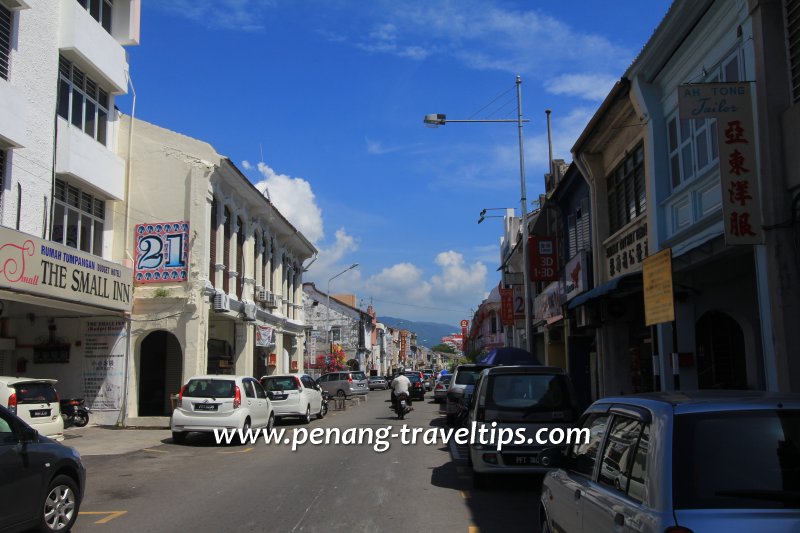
183,379 -> 236,398
352,372 -> 367,381
673,410 -> 800,509
261,377 -> 299,392
438,375 -> 452,384
483,374 -> 575,422
14,382 -> 58,403
455,367 -> 489,385
406,374 -> 421,383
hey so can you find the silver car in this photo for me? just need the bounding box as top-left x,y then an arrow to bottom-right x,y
433,374 -> 452,402
317,371 -> 369,398
540,391 -> 800,533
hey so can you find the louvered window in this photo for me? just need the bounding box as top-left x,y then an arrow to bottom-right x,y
0,150 -> 5,200
57,56 -> 109,145
223,207 -> 231,293
236,217 -> 244,298
76,0 -> 113,34
51,178 -> 105,255
788,0 -> 800,102
209,198 -> 217,287
607,144 -> 646,234
0,5 -> 11,80
262,236 -> 270,291
253,231 -> 260,289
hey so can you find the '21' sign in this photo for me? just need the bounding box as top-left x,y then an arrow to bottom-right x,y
134,222 -> 190,283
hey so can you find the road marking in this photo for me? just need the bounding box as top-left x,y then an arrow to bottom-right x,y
460,490 -> 470,499
218,447 -> 254,454
468,526 -> 479,533
79,511 -> 127,524
142,448 -> 168,453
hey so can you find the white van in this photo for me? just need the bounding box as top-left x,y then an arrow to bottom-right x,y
0,376 -> 64,441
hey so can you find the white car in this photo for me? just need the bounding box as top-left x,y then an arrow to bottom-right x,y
171,375 -> 273,444
260,374 -> 324,423
0,376 -> 64,441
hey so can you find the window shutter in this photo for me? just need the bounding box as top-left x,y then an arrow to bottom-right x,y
223,207 -> 231,293
580,198 -> 591,251
209,199 -> 217,287
788,0 -> 800,103
567,214 -> 577,259
0,5 -> 10,80
236,217 -> 244,298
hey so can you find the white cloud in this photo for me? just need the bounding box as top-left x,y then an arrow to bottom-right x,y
430,251 -> 487,297
251,162 -> 324,243
154,0 -> 275,31
241,160 -> 253,170
545,74 -> 619,101
365,137 -> 406,155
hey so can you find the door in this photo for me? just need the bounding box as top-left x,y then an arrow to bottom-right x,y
241,380 -> 262,428
0,412 -> 43,528
582,415 -> 651,533
695,311 -> 747,389
139,331 -> 183,416
249,379 -> 269,428
301,376 -> 321,412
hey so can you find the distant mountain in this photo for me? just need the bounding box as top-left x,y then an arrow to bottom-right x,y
377,316 -> 459,348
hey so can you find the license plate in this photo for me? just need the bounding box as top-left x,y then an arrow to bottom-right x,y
504,454 -> 539,465
30,409 -> 50,418
272,394 -> 288,401
194,403 -> 218,412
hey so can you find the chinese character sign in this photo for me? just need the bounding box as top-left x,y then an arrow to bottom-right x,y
499,287 -> 515,326
135,222 -> 190,283
82,320 -> 126,410
678,83 -> 763,245
529,236 -> 559,281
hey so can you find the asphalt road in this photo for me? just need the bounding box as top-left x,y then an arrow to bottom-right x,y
72,390 -> 542,533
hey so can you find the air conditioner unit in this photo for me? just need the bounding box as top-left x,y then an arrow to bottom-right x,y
213,291 -> 229,312
242,303 -> 257,321
265,292 -> 278,309
255,288 -> 269,302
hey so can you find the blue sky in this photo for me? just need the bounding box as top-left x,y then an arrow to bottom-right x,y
119,0 -> 672,328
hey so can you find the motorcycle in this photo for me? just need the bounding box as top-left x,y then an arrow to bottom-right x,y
60,398 -> 90,428
320,391 -> 330,418
395,392 -> 410,420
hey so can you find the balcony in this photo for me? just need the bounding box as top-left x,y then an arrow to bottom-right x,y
55,117 -> 125,200
58,0 -> 129,93
0,79 -> 26,147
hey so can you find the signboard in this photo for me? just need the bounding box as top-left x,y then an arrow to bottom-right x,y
82,320 -> 126,410
499,287 -> 515,326
0,226 -> 132,312
643,248 -> 675,326
678,83 -> 763,244
534,281 -> 564,323
135,221 -> 190,283
605,221 -> 648,280
460,320 -> 469,355
564,251 -> 588,301
255,325 -> 275,347
512,284 -> 526,319
529,236 -> 558,281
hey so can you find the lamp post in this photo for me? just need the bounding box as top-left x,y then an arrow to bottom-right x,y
424,75 -> 533,355
326,263 -> 359,353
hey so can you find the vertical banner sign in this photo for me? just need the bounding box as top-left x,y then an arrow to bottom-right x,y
642,249 -> 675,326
82,320 -> 126,410
529,236 -> 559,281
512,284 -> 525,319
678,83 -> 763,244
460,319 -> 469,355
135,222 -> 190,283
499,287 -> 515,325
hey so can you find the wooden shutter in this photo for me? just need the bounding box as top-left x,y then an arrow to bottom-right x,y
209,198 -> 217,287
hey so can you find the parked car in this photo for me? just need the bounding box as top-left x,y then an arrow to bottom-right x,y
0,376 -> 64,441
368,376 -> 388,390
317,371 -> 369,398
391,372 -> 426,403
260,374 -> 323,423
171,375 -> 274,444
422,372 -> 434,391
433,374 -> 453,402
468,366 -> 580,488
540,391 -> 800,533
446,364 -> 493,425
0,404 -> 86,532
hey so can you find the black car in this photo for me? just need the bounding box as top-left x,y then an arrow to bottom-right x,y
0,404 -> 86,533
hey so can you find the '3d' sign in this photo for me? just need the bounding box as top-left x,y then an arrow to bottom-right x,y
134,222 -> 190,283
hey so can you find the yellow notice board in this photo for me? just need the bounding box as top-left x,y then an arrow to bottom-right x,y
643,248 -> 675,326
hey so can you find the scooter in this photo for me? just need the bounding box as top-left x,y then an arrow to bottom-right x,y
60,398 -> 90,428
395,392 -> 410,420
320,391 -> 330,418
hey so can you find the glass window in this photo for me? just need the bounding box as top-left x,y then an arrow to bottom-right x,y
673,410 -> 800,509
183,379 -> 236,398
262,376 -> 299,391
331,327 -> 341,342
569,413 -> 610,477
77,0 -> 113,34
598,416 -> 643,492
606,143 -> 646,234
56,55 -> 111,146
484,373 -> 577,422
628,424 -> 650,503
13,382 -> 59,403
51,178 -> 105,256
0,411 -> 16,445
242,380 -> 255,399
253,381 -> 267,399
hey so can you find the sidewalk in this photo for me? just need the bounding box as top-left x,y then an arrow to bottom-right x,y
63,425 -> 172,456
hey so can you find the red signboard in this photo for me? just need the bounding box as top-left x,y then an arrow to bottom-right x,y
529,236 -> 559,281
500,287 -> 515,325
460,320 -> 468,355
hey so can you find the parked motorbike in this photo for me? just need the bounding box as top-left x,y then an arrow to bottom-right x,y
320,391 -> 330,418
60,398 -> 90,428
395,392 -> 410,420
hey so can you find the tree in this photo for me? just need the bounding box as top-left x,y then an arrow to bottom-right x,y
431,344 -> 456,354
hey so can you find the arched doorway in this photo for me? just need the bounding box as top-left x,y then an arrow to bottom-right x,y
695,311 -> 747,389
138,331 -> 183,416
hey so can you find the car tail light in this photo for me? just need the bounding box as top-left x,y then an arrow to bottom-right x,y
665,528 -> 694,533
435,384 -> 444,390
295,377 -> 303,390
179,385 -> 186,402
7,393 -> 16,414
348,375 -> 353,383
483,453 -> 498,464
233,386 -> 241,409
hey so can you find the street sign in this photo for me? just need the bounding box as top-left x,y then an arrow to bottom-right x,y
643,248 -> 675,326
529,236 -> 559,281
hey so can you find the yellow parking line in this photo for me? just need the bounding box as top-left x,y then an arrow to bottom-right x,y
142,448 -> 168,453
460,490 -> 470,499
79,511 -> 127,524
468,526 -> 479,533
218,447 -> 254,454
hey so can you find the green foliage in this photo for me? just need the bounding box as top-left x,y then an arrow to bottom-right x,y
153,288 -> 170,298
431,343 -> 456,354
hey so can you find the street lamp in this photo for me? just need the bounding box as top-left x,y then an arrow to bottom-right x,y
326,263 -> 359,351
424,75 -> 533,355
478,207 -> 513,224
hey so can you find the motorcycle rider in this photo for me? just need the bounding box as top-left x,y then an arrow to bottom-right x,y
391,369 -> 412,413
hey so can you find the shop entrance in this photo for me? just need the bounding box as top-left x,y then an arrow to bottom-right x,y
696,311 -> 747,389
138,331 -> 183,416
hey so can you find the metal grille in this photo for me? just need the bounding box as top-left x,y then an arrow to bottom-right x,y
0,4 -> 11,80
788,0 -> 800,102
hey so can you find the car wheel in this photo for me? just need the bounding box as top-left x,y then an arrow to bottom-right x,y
317,401 -> 326,419
473,471 -> 489,490
40,474 -> 79,532
337,389 -> 345,398
266,413 -> 275,433
73,413 -> 89,428
171,431 -> 186,444
237,418 -> 251,445
303,405 -> 311,424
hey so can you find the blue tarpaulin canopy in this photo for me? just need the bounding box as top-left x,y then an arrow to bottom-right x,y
477,347 -> 540,366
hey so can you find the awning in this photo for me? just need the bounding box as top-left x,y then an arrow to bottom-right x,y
567,271 -> 642,310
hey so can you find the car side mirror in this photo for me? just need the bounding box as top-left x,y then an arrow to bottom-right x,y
266,391 -> 275,400
20,426 -> 38,444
